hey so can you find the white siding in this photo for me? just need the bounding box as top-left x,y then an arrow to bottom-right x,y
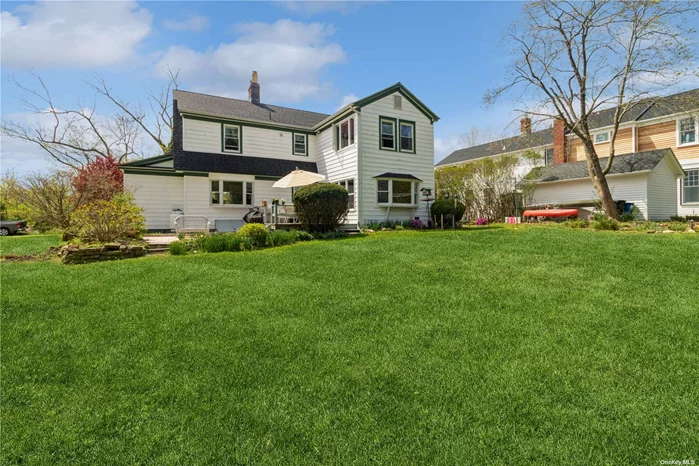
182,117 -> 316,162
677,157 -> 699,217
151,160 -> 174,168
646,156 -> 678,220
124,173 -> 184,230
314,116 -> 359,225
357,92 -> 435,225
254,180 -> 293,206
531,173 -> 650,219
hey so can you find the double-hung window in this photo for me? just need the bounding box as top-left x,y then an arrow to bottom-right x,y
336,179 -> 355,209
334,117 -> 355,151
678,117 -> 697,146
399,121 -> 415,152
594,131 -> 610,144
380,118 -> 396,150
223,124 -> 241,153
293,133 -> 307,156
544,148 -> 554,166
376,178 -> 419,206
211,180 -> 253,206
683,169 -> 699,204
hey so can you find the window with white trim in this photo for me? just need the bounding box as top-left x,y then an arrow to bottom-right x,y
293,133 -> 307,155
594,131 -> 610,144
544,148 -> 554,166
223,124 -> 241,153
376,178 -> 419,206
683,169 -> 699,204
380,118 -> 396,150
334,117 -> 355,151
678,117 -> 697,146
336,179 -> 355,209
211,180 -> 253,206
399,121 -> 414,152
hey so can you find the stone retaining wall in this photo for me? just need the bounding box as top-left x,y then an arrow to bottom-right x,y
60,244 -> 146,264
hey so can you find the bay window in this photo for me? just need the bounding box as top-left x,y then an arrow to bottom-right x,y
678,117 -> 697,146
211,180 -> 253,206
376,178 -> 420,206
683,169 -> 699,204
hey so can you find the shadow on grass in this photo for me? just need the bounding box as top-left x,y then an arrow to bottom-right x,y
458,225 -> 506,231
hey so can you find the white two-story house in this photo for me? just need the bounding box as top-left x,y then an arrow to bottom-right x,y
121,72 -> 439,231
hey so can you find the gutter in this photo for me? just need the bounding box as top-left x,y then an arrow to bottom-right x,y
524,169 -> 653,185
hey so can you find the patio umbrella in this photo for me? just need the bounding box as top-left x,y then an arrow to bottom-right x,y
272,168 -> 326,188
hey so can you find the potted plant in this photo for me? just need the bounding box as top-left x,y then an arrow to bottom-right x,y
261,199 -> 267,207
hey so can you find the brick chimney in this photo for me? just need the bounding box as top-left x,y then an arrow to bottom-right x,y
248,71 -> 260,105
553,118 -> 566,165
520,116 -> 532,136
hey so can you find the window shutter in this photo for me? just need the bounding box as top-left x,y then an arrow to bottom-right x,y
334,125 -> 339,151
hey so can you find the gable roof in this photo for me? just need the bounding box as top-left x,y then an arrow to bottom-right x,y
437,88 -> 699,168
174,82 -> 440,133
522,149 -> 680,184
436,128 -> 553,167
174,90 -> 330,129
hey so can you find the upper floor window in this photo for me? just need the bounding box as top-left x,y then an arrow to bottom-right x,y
336,179 -> 355,209
223,124 -> 241,153
211,180 -> 252,206
293,133 -> 307,156
594,131 -> 610,144
399,121 -> 415,152
334,117 -> 355,151
683,169 -> 699,204
678,117 -> 697,146
380,117 -> 396,150
394,95 -> 402,109
544,148 -> 554,166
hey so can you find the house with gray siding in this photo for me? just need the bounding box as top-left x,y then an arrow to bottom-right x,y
121,72 -> 439,231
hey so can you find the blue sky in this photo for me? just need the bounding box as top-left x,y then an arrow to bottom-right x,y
1,1 -> 543,174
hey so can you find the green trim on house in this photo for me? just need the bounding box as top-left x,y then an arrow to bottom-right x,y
182,171 -> 210,177
379,116 -> 398,151
352,83 -> 440,123
120,154 -> 173,167
122,168 -> 183,177
183,113 -> 316,135
221,122 -> 243,154
255,175 -> 282,181
314,108 -> 358,133
292,132 -> 308,156
398,119 -> 416,154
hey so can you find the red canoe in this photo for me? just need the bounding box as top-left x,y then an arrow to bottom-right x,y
523,209 -> 578,218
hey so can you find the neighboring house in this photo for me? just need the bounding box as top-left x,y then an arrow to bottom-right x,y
121,72 -> 439,231
436,88 -> 699,219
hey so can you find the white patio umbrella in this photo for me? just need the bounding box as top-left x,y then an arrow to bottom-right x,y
272,168 -> 326,188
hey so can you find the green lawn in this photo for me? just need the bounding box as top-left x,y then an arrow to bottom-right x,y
2,228 -> 698,464
0,233 -> 63,256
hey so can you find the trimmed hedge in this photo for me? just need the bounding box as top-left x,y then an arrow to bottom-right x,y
293,183 -> 349,233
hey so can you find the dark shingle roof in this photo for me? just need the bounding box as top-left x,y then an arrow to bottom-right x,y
524,149 -> 670,183
437,88 -> 699,167
373,172 -> 422,180
436,128 -> 553,167
173,90 -> 330,129
173,150 -> 318,177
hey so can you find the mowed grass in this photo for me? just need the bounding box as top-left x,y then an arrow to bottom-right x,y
2,228 -> 698,465
0,233 -> 63,256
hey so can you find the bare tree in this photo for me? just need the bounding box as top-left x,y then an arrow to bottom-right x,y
1,68 -> 180,170
486,0 -> 699,218
460,125 -> 499,148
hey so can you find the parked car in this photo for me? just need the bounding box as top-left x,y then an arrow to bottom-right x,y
0,220 -> 27,235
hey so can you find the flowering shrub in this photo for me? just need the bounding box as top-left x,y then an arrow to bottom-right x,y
410,219 -> 425,229
72,155 -> 123,203
475,217 -> 489,225
70,194 -> 145,243
238,223 -> 270,248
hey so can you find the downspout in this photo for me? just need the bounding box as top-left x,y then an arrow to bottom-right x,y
355,109 -> 362,228
632,125 -> 637,153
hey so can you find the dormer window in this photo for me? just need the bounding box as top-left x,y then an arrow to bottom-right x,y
594,131 -> 610,144
223,124 -> 241,153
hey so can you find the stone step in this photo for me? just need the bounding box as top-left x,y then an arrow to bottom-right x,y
147,248 -> 170,254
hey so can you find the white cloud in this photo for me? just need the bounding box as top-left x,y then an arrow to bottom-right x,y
155,19 -> 346,103
163,15 -> 210,32
336,94 -> 358,110
1,1 -> 152,68
434,135 -> 465,164
276,1 -> 377,15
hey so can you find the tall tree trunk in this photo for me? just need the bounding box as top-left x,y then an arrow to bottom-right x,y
582,140 -> 619,219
